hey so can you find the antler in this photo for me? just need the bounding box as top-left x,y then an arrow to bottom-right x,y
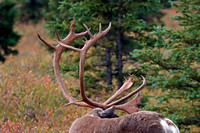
38,19 -> 146,113
104,75 -> 135,105
117,93 -> 142,114
38,19 -> 92,108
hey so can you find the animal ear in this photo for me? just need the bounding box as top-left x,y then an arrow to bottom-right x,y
98,106 -> 115,118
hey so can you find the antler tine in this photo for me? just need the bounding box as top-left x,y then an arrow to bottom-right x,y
104,75 -> 135,105
99,23 -> 102,33
68,18 -> 89,38
107,76 -> 146,107
54,27 -> 61,41
83,24 -> 93,38
69,18 -> 76,34
102,22 -> 111,35
37,34 -> 56,50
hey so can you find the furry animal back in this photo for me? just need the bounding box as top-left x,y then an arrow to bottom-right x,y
69,109 -> 179,133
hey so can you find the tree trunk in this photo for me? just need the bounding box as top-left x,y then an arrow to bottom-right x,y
105,41 -> 112,85
30,0 -> 36,6
116,0 -> 123,88
105,1 -> 112,86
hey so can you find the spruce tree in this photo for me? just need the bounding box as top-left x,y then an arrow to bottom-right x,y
0,0 -> 20,62
131,0 -> 200,131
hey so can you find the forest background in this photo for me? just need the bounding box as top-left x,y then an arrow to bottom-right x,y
0,0 -> 199,132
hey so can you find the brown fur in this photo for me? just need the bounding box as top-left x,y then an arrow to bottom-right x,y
69,110 -> 167,133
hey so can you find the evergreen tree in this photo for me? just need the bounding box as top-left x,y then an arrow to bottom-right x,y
131,0 -> 200,131
0,0 -> 20,62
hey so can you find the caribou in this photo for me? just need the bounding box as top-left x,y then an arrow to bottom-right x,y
38,19 -> 179,133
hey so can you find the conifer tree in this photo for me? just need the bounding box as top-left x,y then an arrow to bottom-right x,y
0,0 -> 20,62
131,0 -> 200,131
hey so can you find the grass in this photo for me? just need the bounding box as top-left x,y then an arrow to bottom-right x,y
0,22 -> 91,132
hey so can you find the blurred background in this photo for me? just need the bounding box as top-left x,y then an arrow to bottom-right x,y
0,0 -> 199,132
